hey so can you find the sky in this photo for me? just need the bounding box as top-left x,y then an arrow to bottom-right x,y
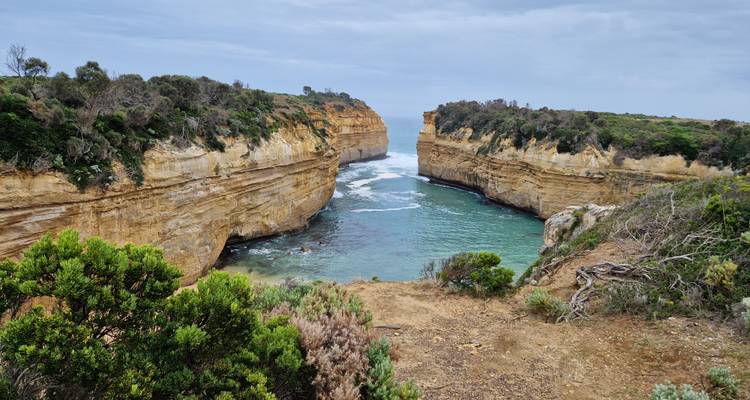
1,0 -> 748,120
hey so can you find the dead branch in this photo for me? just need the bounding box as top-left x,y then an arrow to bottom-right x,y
565,261 -> 652,321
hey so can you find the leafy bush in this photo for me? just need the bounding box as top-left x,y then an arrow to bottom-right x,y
0,230 -> 417,399
364,339 -> 420,400
435,99 -> 750,173
650,367 -> 740,400
422,251 -> 514,296
1,48 -> 365,190
300,86 -> 364,109
704,257 -> 738,289
525,289 -> 570,322
651,383 -> 710,400
706,367 -> 739,400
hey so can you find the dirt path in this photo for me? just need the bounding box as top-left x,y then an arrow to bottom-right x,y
349,281 -> 750,399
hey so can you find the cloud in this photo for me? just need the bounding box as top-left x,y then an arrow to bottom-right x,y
0,0 -> 748,120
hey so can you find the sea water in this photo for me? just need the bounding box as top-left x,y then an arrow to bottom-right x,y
220,117 -> 544,282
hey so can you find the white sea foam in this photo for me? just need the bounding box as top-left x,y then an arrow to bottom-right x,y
350,203 -> 421,213
346,171 -> 402,199
332,190 -> 344,199
246,248 -> 277,255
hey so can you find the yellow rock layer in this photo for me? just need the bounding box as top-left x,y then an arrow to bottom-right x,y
416,111 -> 733,219
0,105 -> 388,284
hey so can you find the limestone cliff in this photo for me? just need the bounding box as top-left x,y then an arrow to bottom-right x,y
417,111 -> 734,219
334,105 -> 388,164
0,105 -> 387,284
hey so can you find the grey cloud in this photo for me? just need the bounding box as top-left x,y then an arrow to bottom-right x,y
0,0 -> 748,120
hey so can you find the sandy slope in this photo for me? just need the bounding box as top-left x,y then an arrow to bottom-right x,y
349,268 -> 750,399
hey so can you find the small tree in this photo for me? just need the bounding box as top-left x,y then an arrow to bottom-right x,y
22,57 -> 49,79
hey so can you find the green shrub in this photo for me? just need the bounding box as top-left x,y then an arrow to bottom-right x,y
650,367 -> 740,400
704,257 -> 738,289
364,338 -> 420,400
423,251 -> 515,296
525,289 -> 569,322
706,367 -> 739,400
650,383 -> 710,400
0,230 -> 417,399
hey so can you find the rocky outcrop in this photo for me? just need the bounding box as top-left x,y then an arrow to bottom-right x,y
541,204 -> 618,252
334,105 -> 388,164
0,105 -> 387,284
417,111 -> 734,219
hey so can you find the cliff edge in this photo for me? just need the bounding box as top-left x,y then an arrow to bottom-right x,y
0,104 -> 387,284
417,110 -> 736,218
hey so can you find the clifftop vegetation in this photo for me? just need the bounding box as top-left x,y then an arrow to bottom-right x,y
524,176 -> 750,330
0,45 -> 364,190
434,99 -> 750,173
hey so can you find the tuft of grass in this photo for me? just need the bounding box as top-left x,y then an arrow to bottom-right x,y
525,289 -> 569,322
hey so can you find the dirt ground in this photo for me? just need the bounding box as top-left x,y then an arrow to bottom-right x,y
349,246 -> 750,399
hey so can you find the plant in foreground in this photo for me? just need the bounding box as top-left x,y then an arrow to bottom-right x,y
525,289 -> 570,322
0,230 -> 417,399
650,367 -> 740,400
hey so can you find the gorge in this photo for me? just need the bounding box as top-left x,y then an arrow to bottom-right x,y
0,102 -> 388,284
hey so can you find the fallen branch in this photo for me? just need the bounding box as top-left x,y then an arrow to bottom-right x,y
565,261 -> 652,321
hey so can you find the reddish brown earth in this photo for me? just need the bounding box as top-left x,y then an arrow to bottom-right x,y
349,246 -> 750,399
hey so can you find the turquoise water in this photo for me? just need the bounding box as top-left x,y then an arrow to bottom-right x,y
220,118 -> 544,282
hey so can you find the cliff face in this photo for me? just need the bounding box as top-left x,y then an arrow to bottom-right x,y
417,112 -> 734,219
0,105 -> 387,284
333,105 -> 388,164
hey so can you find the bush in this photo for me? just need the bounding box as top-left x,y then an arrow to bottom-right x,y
651,383 -> 710,400
704,256 -> 738,289
650,367 -> 740,400
525,289 -> 569,322
706,367 -> 739,400
422,251 -> 515,296
364,338 -> 420,400
0,230 -> 417,399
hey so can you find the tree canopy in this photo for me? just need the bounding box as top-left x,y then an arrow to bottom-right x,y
0,230 -> 418,400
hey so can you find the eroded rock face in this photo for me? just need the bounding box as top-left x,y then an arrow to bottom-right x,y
0,105 -> 388,284
417,111 -> 734,219
335,106 -> 388,164
542,204 -> 618,252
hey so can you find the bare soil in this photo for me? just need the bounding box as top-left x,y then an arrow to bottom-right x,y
349,245 -> 750,399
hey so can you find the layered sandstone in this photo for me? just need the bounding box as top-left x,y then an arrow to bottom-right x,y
417,111 -> 733,219
334,105 -> 388,164
0,105 -> 387,284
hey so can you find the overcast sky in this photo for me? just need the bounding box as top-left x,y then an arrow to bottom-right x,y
1,0 -> 748,120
